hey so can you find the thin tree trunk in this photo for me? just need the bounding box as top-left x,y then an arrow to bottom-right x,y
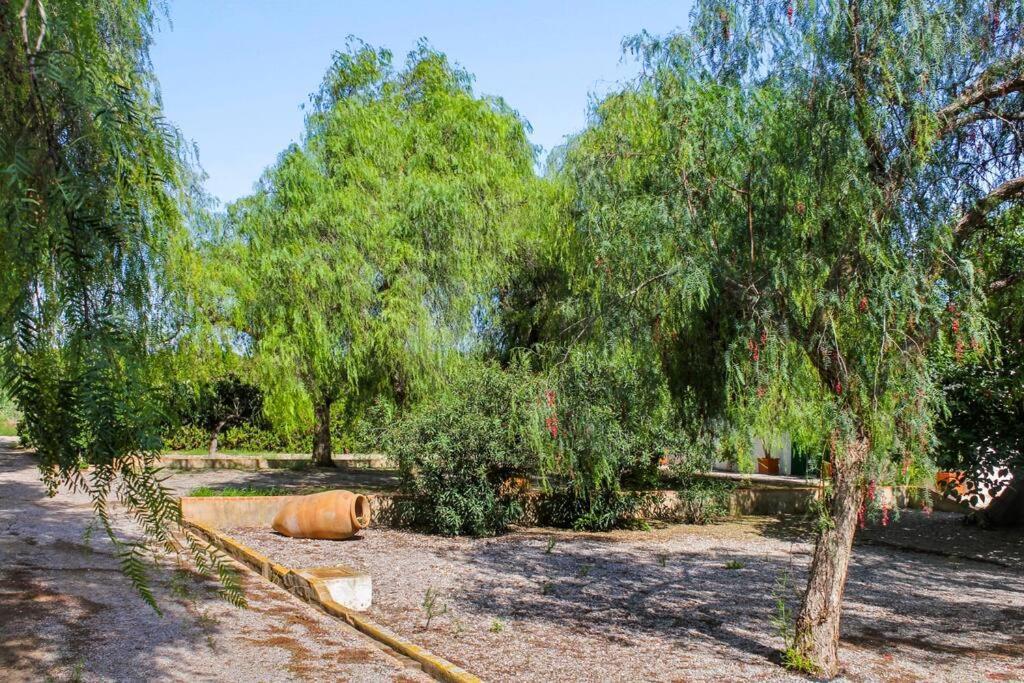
208,420 -> 227,455
792,434 -> 869,677
312,398 -> 334,467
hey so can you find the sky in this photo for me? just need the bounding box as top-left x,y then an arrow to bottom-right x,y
149,0 -> 693,206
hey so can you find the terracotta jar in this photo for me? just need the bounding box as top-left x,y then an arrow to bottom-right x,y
272,490 -> 371,540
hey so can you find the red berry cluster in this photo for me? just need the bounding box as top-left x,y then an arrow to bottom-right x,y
748,330 -> 769,362
544,390 -> 559,439
858,296 -> 868,313
948,302 -> 964,361
786,1 -> 794,24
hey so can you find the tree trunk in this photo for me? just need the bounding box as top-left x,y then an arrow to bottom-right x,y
792,434 -> 869,677
312,399 -> 334,467
208,420 -> 227,455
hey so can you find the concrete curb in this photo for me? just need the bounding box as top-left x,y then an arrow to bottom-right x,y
183,519 -> 481,683
161,452 -> 393,471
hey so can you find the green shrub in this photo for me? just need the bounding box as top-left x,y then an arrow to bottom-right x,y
536,487 -> 655,531
674,477 -> 734,524
189,486 -> 298,497
536,344 -> 688,531
385,359 -> 542,536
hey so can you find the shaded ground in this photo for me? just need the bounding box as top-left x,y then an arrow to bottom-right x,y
231,518 -> 1024,683
0,437 -> 428,682
161,463 -> 402,497
858,508 -> 1024,567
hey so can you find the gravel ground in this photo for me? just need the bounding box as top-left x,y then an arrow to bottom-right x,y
0,438 -> 429,682
229,517 -> 1024,683
859,508 -> 1024,567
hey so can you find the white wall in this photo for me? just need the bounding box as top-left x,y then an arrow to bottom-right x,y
753,432 -> 792,475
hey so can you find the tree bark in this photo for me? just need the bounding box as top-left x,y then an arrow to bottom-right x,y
312,398 -> 334,467
792,434 -> 869,677
208,420 -> 228,455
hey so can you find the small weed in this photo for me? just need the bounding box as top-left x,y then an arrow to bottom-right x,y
80,522 -> 94,554
169,568 -> 195,600
489,618 -> 505,633
770,570 -> 818,674
544,537 -> 556,554
540,580 -> 554,596
421,587 -> 448,629
451,616 -> 465,638
724,560 -> 744,570
193,608 -> 221,651
657,553 -> 668,567
781,646 -> 819,675
576,563 -> 593,578
196,609 -> 221,632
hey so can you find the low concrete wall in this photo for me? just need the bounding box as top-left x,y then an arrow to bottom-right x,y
729,485 -> 822,516
161,452 -> 393,471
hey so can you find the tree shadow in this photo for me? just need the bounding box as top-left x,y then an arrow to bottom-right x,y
163,464 -> 403,496
450,518 -> 1024,673
0,445 -> 242,680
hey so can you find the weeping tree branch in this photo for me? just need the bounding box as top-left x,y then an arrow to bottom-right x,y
953,175 -> 1024,244
937,52 -> 1024,137
989,271 -> 1023,294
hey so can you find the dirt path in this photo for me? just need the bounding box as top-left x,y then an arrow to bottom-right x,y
0,437 -> 428,682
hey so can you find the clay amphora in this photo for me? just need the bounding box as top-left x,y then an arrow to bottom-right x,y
272,490 -> 371,540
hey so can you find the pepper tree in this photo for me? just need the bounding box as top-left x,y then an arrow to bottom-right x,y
561,0 -> 1023,674
225,41 -> 543,466
0,0 -> 239,605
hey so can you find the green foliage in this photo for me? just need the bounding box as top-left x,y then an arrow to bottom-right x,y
188,486 -> 315,497
936,211 -> 1024,501
421,587 -> 448,629
159,375 -> 264,453
221,40 -> 544,462
770,570 -> 817,673
535,343 -> 689,531
673,477 -> 734,525
0,0 -> 240,607
560,0 -> 1023,482
386,359 -> 542,536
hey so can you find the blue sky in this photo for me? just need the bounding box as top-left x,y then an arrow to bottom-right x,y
149,1 -> 692,205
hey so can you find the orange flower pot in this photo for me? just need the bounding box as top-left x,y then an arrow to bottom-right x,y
936,471 -> 967,497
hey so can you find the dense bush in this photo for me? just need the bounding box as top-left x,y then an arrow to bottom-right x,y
385,359 -> 542,536
673,477 -> 734,524
536,344 -> 690,530
536,488 -> 656,531
158,375 -> 392,454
